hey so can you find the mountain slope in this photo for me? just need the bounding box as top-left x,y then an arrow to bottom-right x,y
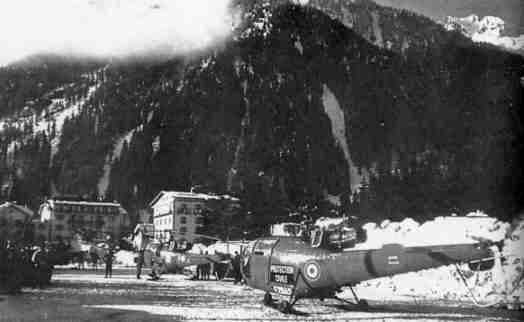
1,1 -> 523,229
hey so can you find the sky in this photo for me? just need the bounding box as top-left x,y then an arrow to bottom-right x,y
0,0 -> 234,66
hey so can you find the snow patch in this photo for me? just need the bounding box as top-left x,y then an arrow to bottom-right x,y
444,15 -> 524,52
294,37 -> 304,55
114,250 -> 136,266
49,84 -> 100,160
240,2 -> 273,39
321,84 -> 365,192
292,0 -> 310,5
370,11 -> 384,48
324,191 -> 341,207
97,128 -> 136,197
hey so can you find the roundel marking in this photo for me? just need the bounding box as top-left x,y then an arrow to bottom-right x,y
304,261 -> 321,281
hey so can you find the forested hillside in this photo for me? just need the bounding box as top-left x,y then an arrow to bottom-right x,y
0,1 -> 522,234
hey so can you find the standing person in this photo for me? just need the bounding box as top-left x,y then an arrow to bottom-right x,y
232,251 -> 241,284
196,264 -> 202,280
149,246 -> 162,281
202,263 -> 209,280
136,250 -> 144,279
32,244 -> 53,288
203,251 -> 211,280
104,236 -> 114,278
133,225 -> 147,279
168,233 -> 177,251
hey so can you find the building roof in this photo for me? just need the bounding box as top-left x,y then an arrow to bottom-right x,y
149,190 -> 239,207
43,199 -> 128,214
0,202 -> 34,217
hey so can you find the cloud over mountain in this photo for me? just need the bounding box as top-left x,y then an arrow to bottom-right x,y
0,0 -> 234,66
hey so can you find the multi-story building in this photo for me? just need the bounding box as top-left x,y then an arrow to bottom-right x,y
38,199 -> 129,242
149,191 -> 211,243
150,191 -> 239,243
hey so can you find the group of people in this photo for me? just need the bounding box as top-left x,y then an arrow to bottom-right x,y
0,240 -> 54,293
191,251 -> 243,283
195,261 -> 212,280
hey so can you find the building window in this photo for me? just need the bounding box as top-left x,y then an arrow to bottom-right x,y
177,204 -> 188,214
55,224 -> 64,231
180,216 -> 187,224
56,214 -> 65,221
193,205 -> 203,215
180,226 -> 187,235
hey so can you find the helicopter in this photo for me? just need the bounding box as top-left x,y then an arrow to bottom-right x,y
240,220 -> 498,313
131,226 -> 237,278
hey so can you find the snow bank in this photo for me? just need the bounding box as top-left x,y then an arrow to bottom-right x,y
339,212 -> 524,307
188,243 -> 207,254
205,241 -> 245,256
114,250 -> 136,266
353,212 -> 508,249
316,217 -> 346,228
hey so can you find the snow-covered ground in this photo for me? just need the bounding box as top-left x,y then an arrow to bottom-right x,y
1,269 -> 521,321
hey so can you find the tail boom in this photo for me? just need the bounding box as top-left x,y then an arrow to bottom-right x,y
328,243 -> 494,286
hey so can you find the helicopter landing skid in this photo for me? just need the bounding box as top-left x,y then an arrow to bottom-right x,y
334,295 -> 369,308
263,291 -> 298,314
333,286 -> 369,308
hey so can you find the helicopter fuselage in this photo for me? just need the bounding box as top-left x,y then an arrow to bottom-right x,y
242,236 -> 494,301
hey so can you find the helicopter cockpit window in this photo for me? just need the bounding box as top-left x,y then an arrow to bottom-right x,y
243,240 -> 256,257
327,227 -> 357,249
311,229 -> 323,248
241,240 -> 257,278
283,224 -> 302,237
253,238 -> 277,255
